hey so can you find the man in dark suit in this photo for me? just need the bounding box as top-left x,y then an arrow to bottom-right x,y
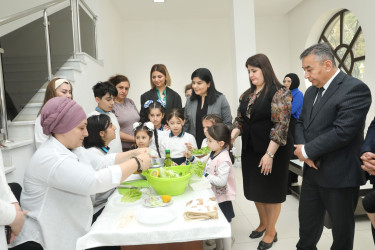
294,43 -> 372,250
360,117 -> 375,243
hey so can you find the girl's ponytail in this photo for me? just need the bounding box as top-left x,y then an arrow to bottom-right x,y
153,127 -> 161,158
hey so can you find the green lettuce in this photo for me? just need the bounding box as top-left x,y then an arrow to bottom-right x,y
191,146 -> 210,155
120,189 -> 142,203
159,168 -> 180,178
188,161 -> 205,177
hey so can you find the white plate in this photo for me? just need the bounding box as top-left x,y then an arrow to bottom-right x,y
143,196 -> 173,208
137,207 -> 178,225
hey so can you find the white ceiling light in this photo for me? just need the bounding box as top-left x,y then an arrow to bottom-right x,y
154,0 -> 164,2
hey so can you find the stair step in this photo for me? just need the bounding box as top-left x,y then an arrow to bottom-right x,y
12,114 -> 38,122
1,139 -> 34,151
2,55 -> 70,64
4,54 -> 84,125
7,120 -> 35,126
4,166 -> 16,174
58,67 -> 82,73
7,120 -> 35,140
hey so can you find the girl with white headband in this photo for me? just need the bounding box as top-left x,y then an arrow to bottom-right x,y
34,78 -> 73,149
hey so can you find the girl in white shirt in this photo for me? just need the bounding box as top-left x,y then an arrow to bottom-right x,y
185,114 -> 223,164
34,78 -> 73,149
83,114 -> 117,221
133,122 -> 161,158
203,123 -> 236,250
143,99 -> 169,154
10,97 -> 150,250
160,108 -> 197,165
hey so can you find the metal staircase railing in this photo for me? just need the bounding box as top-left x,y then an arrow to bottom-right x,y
0,0 -> 97,142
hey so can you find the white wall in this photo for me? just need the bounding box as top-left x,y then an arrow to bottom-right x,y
288,0 -> 375,126
231,0 -> 256,100
120,18 -> 236,115
255,15 -> 291,85
71,0 -> 126,114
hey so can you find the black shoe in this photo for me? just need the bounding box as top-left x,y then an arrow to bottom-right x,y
257,233 -> 277,250
249,229 -> 266,239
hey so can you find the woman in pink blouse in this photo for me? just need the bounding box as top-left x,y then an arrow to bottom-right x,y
109,75 -> 140,152
231,54 -> 293,250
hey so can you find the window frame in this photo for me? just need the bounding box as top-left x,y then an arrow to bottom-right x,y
319,9 -> 365,76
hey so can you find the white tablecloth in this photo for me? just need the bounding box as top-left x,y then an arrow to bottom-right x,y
76,187 -> 231,250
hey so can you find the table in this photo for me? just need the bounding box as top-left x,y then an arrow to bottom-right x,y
76,187 -> 231,250
288,159 -> 372,228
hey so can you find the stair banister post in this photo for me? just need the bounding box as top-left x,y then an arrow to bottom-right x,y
43,9 -> 52,81
94,15 -> 98,59
0,48 -> 12,143
76,0 -> 82,53
70,0 -> 81,58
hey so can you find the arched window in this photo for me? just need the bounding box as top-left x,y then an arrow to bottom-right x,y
319,9 -> 365,79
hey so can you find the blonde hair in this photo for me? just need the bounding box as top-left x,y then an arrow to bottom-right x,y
150,64 -> 171,88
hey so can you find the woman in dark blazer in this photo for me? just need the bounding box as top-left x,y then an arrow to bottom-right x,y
231,54 -> 293,250
184,68 -> 232,148
140,64 -> 182,124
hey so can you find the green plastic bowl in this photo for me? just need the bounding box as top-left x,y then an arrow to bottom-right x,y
142,165 -> 192,196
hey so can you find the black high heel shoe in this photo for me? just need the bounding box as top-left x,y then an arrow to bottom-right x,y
257,232 -> 277,250
249,229 -> 266,239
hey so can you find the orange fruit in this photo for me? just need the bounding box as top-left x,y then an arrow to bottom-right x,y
150,169 -> 160,177
161,195 -> 172,203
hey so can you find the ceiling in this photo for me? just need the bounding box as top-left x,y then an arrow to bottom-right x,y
255,0 -> 303,16
111,0 -> 303,21
111,0 -> 231,20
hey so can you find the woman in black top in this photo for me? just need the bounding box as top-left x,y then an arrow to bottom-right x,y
140,64 -> 182,124
231,54 -> 293,250
184,68 -> 232,148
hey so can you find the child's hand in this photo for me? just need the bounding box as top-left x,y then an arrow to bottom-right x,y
163,124 -> 170,131
137,153 -> 151,170
185,143 -> 194,151
184,150 -> 192,159
134,148 -> 149,155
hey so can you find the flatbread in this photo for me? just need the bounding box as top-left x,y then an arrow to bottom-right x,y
183,197 -> 218,220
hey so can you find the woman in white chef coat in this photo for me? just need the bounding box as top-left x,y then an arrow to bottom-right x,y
1,151 -> 27,249
10,97 -> 150,250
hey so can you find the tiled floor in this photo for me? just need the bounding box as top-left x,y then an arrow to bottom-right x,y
204,166 -> 374,250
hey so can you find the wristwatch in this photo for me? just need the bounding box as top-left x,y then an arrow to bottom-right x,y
266,151 -> 275,159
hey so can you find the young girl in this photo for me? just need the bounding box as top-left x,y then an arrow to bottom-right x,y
185,114 -> 222,163
133,121 -> 161,158
201,114 -> 222,148
160,108 -> 197,165
144,99 -> 168,131
143,100 -> 170,154
205,123 -> 236,250
83,114 -> 117,221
